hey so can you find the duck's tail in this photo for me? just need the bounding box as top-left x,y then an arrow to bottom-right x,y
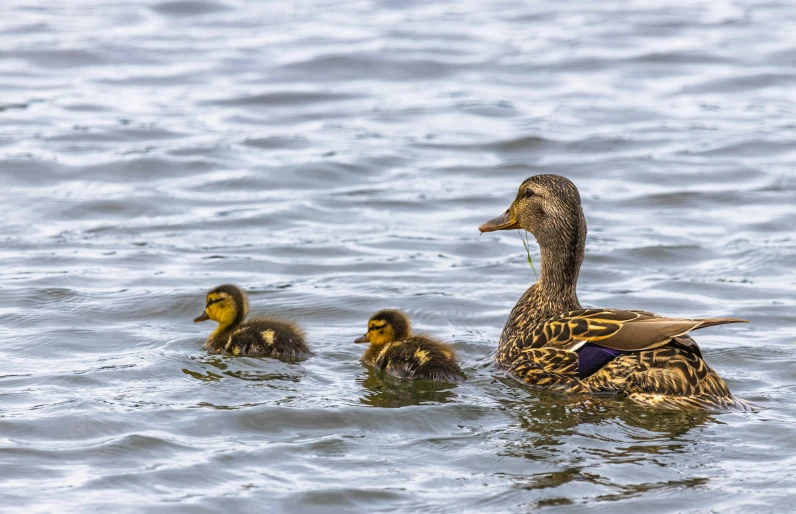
693,317 -> 748,330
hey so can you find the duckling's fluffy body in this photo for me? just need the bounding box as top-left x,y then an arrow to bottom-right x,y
211,316 -> 309,359
195,284 -> 310,360
480,174 -> 748,411
362,335 -> 461,382
357,310 -> 463,382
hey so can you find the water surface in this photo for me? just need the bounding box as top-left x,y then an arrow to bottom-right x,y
1,1 -> 795,512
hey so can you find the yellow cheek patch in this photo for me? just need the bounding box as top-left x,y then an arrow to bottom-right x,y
413,349 -> 430,365
206,294 -> 236,327
260,330 -> 276,346
369,323 -> 396,345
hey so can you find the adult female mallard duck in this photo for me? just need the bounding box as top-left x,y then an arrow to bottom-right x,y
355,309 -> 463,382
194,284 -> 310,360
479,174 -> 749,410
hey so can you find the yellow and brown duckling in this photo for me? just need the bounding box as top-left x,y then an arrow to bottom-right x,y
355,309 -> 463,382
194,284 -> 310,360
479,174 -> 749,410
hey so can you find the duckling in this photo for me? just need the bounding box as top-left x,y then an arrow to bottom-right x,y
479,174 -> 749,410
355,309 -> 463,382
194,284 -> 310,360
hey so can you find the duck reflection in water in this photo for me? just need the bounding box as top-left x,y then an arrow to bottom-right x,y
358,367 -> 458,408
181,355 -> 305,383
493,379 -> 718,506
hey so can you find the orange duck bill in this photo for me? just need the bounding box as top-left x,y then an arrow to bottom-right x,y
479,209 -> 520,233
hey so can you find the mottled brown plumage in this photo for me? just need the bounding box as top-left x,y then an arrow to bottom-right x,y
479,174 -> 749,411
355,309 -> 463,382
194,284 -> 310,360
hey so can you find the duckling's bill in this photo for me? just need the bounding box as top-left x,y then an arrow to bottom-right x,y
354,334 -> 368,343
479,209 -> 519,233
194,311 -> 210,322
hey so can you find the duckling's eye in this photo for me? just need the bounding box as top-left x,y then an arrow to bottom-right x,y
525,188 -> 535,198
206,298 -> 223,307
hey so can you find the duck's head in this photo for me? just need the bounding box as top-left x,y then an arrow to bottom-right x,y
355,309 -> 411,345
478,174 -> 585,250
194,284 -> 249,330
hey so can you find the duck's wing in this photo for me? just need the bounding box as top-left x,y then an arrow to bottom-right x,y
532,308 -> 747,352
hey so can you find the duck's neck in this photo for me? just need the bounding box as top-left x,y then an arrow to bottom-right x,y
514,212 -> 587,324
496,219 -> 585,364
535,230 -> 584,312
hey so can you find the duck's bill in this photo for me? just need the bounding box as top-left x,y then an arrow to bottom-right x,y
479,210 -> 520,232
354,334 -> 369,343
194,312 -> 210,322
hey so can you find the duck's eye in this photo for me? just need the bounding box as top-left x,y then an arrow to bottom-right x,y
206,298 -> 223,307
525,188 -> 535,198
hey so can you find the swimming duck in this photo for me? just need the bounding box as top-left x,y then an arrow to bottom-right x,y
479,174 -> 749,410
194,284 -> 310,360
355,309 -> 463,382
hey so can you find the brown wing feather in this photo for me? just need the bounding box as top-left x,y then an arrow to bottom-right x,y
590,317 -> 747,351
524,308 -> 746,352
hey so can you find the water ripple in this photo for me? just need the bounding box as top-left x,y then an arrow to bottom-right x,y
0,0 -> 794,512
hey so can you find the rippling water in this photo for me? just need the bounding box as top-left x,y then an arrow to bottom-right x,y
1,0 -> 795,512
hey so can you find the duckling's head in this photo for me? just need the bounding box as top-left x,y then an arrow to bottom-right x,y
354,309 -> 411,345
194,284 -> 248,330
478,174 -> 585,250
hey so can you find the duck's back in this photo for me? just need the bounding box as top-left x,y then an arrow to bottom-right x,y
227,317 -> 310,360
371,335 -> 462,382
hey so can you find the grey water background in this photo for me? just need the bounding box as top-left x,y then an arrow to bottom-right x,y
1,0 -> 795,512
